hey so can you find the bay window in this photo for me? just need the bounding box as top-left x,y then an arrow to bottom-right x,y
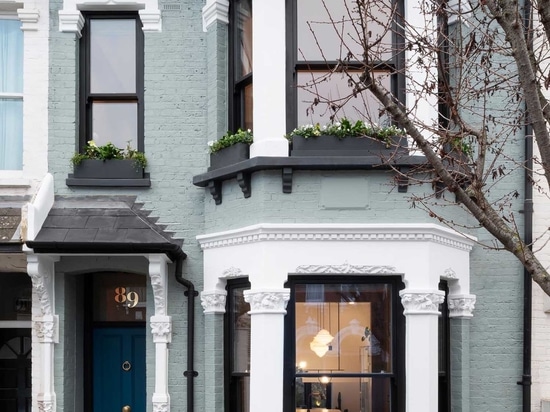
0,17 -> 23,170
284,277 -> 405,412
288,0 -> 404,129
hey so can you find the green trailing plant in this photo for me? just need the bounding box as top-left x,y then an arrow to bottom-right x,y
208,129 -> 253,154
71,141 -> 147,169
286,118 -> 406,145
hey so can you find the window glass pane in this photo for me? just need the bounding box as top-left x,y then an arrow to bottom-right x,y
231,287 -> 251,373
295,376 -> 392,412
0,19 -> 23,94
92,272 -> 146,322
297,0 -> 394,62
295,283 -> 392,375
90,19 -> 136,94
0,274 -> 31,321
92,101 -> 138,149
0,99 -> 22,169
297,70 -> 390,126
234,0 -> 252,79
242,83 -> 253,131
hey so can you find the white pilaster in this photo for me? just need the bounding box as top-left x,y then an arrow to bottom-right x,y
448,294 -> 476,318
27,254 -> 58,412
400,289 -> 445,412
201,0 -> 229,32
250,0 -> 288,157
148,255 -> 172,412
244,289 -> 290,412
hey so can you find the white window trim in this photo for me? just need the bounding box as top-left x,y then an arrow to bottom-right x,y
59,0 -> 161,36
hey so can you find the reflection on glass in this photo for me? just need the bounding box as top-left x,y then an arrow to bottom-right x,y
232,287 -> 251,374
92,102 -> 138,148
294,283 -> 393,412
0,273 -> 31,320
90,19 -> 136,94
0,19 -> 23,94
235,0 -> 252,78
297,70 -> 391,126
93,272 -> 146,322
243,83 -> 253,131
297,0 -> 394,62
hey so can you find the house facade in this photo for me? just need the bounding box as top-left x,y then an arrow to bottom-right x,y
0,0 -> 541,412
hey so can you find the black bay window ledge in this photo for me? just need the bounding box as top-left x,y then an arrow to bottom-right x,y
66,159 -> 151,187
192,155 -> 424,205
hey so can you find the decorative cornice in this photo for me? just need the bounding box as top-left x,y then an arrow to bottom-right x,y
221,266 -> 248,278
202,0 -> 229,32
399,290 -> 445,315
200,290 -> 227,314
448,294 -> 476,318
150,315 -> 172,343
17,9 -> 40,30
244,289 -> 290,314
441,268 -> 457,279
197,223 -> 475,251
295,263 -> 397,274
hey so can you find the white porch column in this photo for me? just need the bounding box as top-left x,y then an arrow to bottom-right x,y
399,289 -> 445,412
27,254 -> 58,412
244,288 -> 290,412
250,0 -> 289,157
148,255 -> 172,412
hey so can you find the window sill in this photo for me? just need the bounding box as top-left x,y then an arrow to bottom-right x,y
66,174 -> 151,187
192,155 -> 424,205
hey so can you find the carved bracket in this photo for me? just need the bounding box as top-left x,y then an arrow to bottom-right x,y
448,294 -> 476,318
27,255 -> 56,317
282,167 -> 293,193
200,290 -> 227,314
399,290 -> 445,315
237,172 -> 251,198
244,289 -> 290,314
208,180 -> 222,205
150,315 -> 172,343
149,255 -> 170,316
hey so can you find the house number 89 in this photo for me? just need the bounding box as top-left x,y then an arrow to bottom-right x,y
114,287 -> 139,308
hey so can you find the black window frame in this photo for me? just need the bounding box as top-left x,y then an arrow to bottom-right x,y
225,278 -> 251,412
79,11 -> 145,154
228,0 -> 253,132
283,275 -> 406,412
285,0 -> 406,132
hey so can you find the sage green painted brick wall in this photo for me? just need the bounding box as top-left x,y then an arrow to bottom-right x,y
48,0 -> 210,410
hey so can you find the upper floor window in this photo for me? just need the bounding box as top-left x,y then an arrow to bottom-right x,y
0,17 -> 23,170
80,13 -> 144,153
289,0 -> 404,129
229,0 -> 252,132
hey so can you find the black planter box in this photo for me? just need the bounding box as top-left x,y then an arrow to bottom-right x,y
209,143 -> 250,170
290,135 -> 408,157
72,159 -> 144,179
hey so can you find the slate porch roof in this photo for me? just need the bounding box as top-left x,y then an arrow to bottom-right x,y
0,196 -> 29,252
26,197 -> 185,260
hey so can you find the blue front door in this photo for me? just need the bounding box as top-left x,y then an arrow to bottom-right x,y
93,327 -> 145,412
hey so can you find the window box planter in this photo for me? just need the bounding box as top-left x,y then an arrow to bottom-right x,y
72,159 -> 145,179
209,142 -> 250,170
290,135 -> 408,157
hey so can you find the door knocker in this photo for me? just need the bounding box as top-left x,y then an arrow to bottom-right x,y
121,360 -> 132,372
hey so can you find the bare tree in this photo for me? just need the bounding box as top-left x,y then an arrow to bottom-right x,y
295,0 -> 550,295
